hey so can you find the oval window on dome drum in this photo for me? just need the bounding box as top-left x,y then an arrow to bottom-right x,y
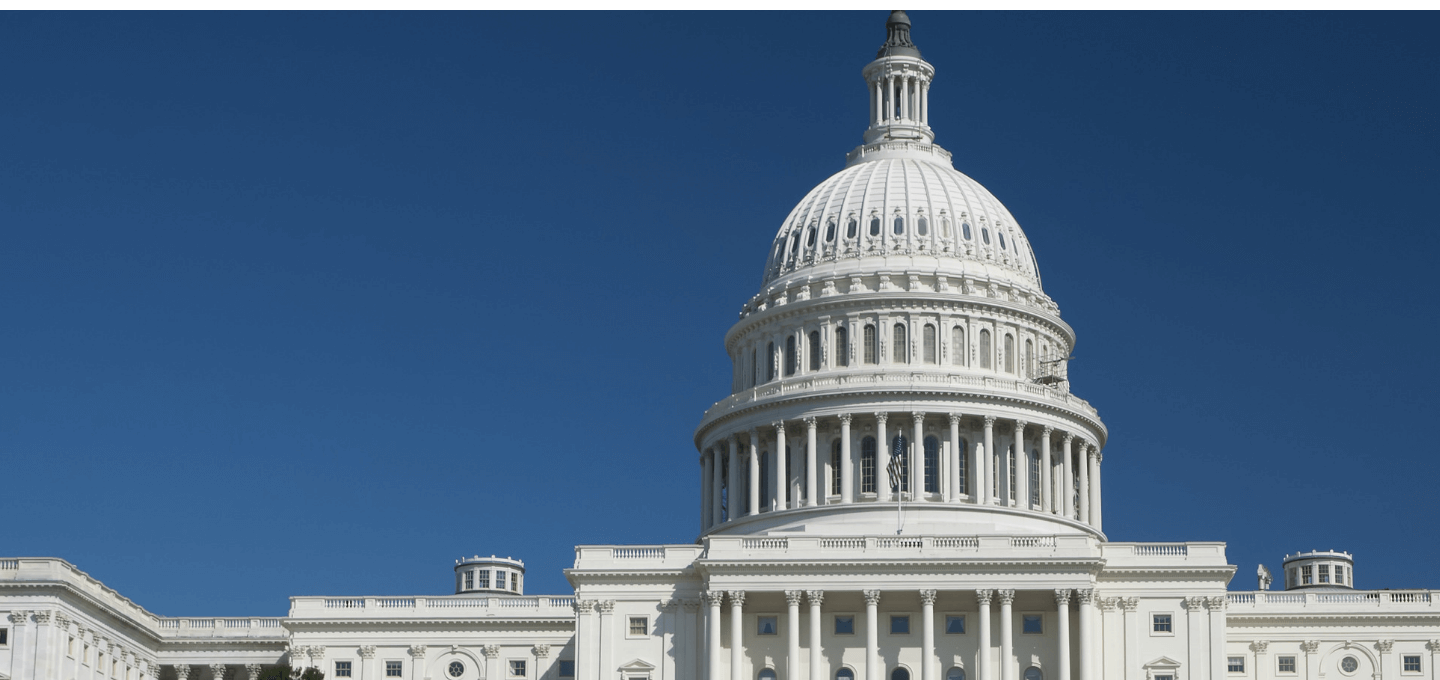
826,219 -> 836,242
870,217 -> 881,236
981,228 -> 991,245
790,232 -> 801,255
893,216 -> 905,235
807,227 -> 817,248
999,232 -> 1007,250
847,218 -> 858,239
962,222 -> 972,240
917,217 -> 928,236
448,662 -> 465,678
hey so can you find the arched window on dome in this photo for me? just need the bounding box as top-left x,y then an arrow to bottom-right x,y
893,324 -> 908,364
979,330 -> 992,369
863,325 -> 877,365
847,217 -> 858,239
999,232 -> 1008,250
941,218 -> 952,238
767,342 -> 776,381
759,450 -> 771,509
924,435 -> 939,493
917,216 -> 929,236
951,326 -> 966,366
893,216 -> 905,235
807,226 -> 817,248
870,217 -> 881,236
892,434 -> 909,493
956,439 -> 968,496
1023,668 -> 1043,680
892,668 -> 911,680
981,227 -> 991,245
947,668 -> 967,680
1029,448 -> 1041,509
808,331 -> 821,371
923,324 -> 937,364
962,222 -> 972,240
759,669 -> 778,680
830,439 -> 842,496
837,670 -> 857,680
835,325 -> 849,367
825,219 -> 836,243
861,437 -> 877,493
750,349 -> 757,388
785,336 -> 797,376
1004,334 -> 1015,374
1025,339 -> 1034,379
790,232 -> 801,257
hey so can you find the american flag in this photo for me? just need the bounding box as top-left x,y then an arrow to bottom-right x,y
887,436 -> 905,493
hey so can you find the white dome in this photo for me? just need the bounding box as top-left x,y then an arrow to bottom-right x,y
761,151 -> 1044,297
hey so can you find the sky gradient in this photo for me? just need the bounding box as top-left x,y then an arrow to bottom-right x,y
2,11 -> 1437,617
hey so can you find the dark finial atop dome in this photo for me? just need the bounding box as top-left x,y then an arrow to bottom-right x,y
877,10 -> 922,59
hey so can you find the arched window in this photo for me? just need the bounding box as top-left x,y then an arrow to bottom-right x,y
979,330 -> 992,369
891,669 -> 911,680
946,669 -> 967,680
830,440 -> 842,496
962,222 -> 972,240
861,437 -> 877,493
951,326 -> 965,366
1025,339 -> 1034,378
767,342 -> 776,381
825,219 -> 836,242
837,670 -> 857,680
941,218 -> 951,238
956,439 -> 968,496
808,331 -> 821,371
893,216 -> 905,235
806,227 -> 817,248
1004,334 -> 1015,373
759,670 -> 778,680
750,349 -> 757,387
1023,669 -> 1043,680
893,323 -> 907,364
790,232 -> 801,255
863,325 -> 877,364
835,325 -> 849,367
999,232 -> 1007,250
759,451 -> 771,509
923,324 -> 937,364
924,436 -> 939,493
981,227 -> 991,245
847,218 -> 858,239
917,216 -> 929,236
785,336 -> 797,376
1029,448 -> 1041,508
869,217 -> 881,236
892,434 -> 909,493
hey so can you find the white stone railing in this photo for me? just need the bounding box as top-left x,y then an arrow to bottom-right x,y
1227,590 -> 1436,609
705,534 -> 1096,560
612,547 -> 666,559
572,545 -> 706,571
702,369 -> 1100,425
152,618 -> 287,638
292,595 -> 577,618
1133,544 -> 1189,556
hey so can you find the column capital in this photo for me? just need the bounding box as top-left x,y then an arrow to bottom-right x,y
729,590 -> 747,607
804,416 -> 817,428
308,647 -> 326,660
480,645 -> 499,659
1206,596 -> 1227,611
245,664 -> 264,680
874,412 -> 888,426
749,426 -> 760,439
1014,420 -> 1027,433
175,665 -> 191,680
1183,596 -> 1207,610
918,589 -> 937,605
702,591 -> 726,607
1249,640 -> 1269,654
911,411 -> 926,424
948,412 -> 962,425
532,644 -> 551,658
1301,640 -> 1321,653
359,646 -> 377,659
976,589 -> 993,606
573,599 -> 595,614
806,590 -> 825,606
1042,425 -> 1054,437
209,664 -> 227,680
32,610 -> 52,625
983,415 -> 996,427
1119,597 -> 1139,612
838,413 -> 853,425
7,610 -> 29,624
1075,589 -> 1095,605
997,589 -> 1015,605
784,590 -> 804,606
54,612 -> 70,628
1377,640 -> 1395,654
1062,432 -> 1074,444
1053,589 -> 1072,606
1425,640 -> 1440,652
862,589 -> 881,606
148,660 -> 163,676
682,599 -> 700,612
1097,597 -> 1118,611
596,599 -> 616,614
773,421 -> 787,434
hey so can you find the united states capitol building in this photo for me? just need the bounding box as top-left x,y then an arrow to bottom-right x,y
4,12 -> 1437,680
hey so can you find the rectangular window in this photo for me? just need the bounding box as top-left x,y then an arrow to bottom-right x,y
893,324 -> 908,363
1319,564 -> 1330,583
1301,565 -> 1313,584
1228,657 -> 1245,673
69,636 -> 75,656
477,570 -> 490,589
1404,655 -> 1422,672
511,572 -> 519,591
509,660 -> 527,677
465,571 -> 474,589
1155,675 -> 1174,680
335,662 -> 353,678
1336,565 -> 1346,585
557,660 -> 575,678
951,327 -> 965,366
864,325 -> 877,364
1022,614 -> 1042,634
1152,614 -> 1172,633
1277,656 -> 1296,673
945,615 -> 965,634
496,570 -> 507,588
1288,567 -> 1297,588
889,615 -> 910,634
386,661 -> 403,677
628,616 -> 648,636
757,616 -> 778,635
834,615 -> 854,635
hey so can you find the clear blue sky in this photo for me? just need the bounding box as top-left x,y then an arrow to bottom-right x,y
2,11 -> 1437,617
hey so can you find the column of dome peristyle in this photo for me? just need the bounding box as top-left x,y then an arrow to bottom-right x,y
862,10 -> 935,147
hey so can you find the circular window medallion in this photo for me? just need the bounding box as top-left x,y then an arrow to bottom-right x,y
448,661 -> 465,678
1340,656 -> 1359,674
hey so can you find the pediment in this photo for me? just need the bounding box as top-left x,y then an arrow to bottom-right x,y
619,659 -> 656,671
1143,656 -> 1182,669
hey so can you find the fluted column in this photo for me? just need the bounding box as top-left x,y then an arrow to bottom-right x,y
8,612 -> 31,680
748,429 -> 761,516
1250,640 -> 1269,680
360,646 -> 378,680
875,413 -> 890,501
480,646 -> 497,680
597,600 -> 615,680
1090,448 -> 1103,531
1055,590 -> 1072,680
911,412 -> 925,498
839,415 -> 854,503
729,591 -> 746,680
977,590 -> 993,680
901,75 -> 910,121
710,447 -> 723,527
808,591 -> 825,680
1040,427 -> 1054,514
920,590 -> 937,680
999,590 -> 1016,680
948,414 -> 962,501
726,435 -> 740,521
1078,442 -> 1091,524
1061,434 -> 1074,519
1014,422 -> 1028,510
805,417 -> 818,506
1076,589 -> 1095,680
982,416 -> 996,505
786,591 -> 803,680
864,590 -> 881,680
774,422 -> 788,510
33,610 -> 54,680
704,592 -> 724,680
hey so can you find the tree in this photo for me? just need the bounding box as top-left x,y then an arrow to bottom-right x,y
257,665 -> 324,680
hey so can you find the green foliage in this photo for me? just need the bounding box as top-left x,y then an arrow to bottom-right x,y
256,666 -> 324,680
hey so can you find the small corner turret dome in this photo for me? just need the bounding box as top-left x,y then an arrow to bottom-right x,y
453,554 -> 526,595
1282,550 -> 1355,590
